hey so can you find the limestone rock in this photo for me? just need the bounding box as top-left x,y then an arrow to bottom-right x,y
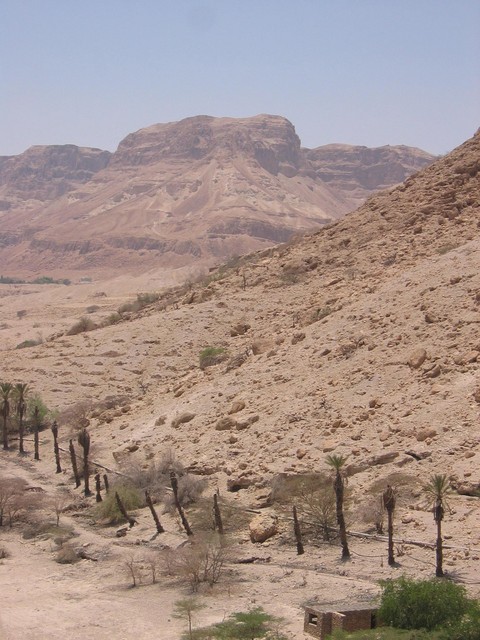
407,348 -> 427,369
171,412 -> 196,428
416,427 -> 437,442
228,400 -> 246,414
215,416 -> 237,431
291,332 -> 306,345
230,322 -> 251,337
249,513 -> 278,543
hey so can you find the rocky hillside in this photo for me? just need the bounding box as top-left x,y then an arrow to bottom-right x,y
1,129 -> 479,500
0,115 -> 434,278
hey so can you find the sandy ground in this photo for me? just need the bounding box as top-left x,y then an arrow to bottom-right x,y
0,447 -> 479,640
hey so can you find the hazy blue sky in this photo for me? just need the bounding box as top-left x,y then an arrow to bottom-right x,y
1,0 -> 479,156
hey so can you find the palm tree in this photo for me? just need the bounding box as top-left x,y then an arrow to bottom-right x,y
14,383 -> 28,454
1,383 -> 13,450
425,474 -> 450,577
326,454 -> 350,560
78,428 -> 92,496
383,484 -> 396,566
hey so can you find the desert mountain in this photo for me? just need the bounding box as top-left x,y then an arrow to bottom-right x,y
0,130 -> 478,640
0,115 -> 434,278
1,128 -> 479,484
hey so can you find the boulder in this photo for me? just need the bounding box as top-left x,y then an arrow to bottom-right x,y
171,412 -> 196,428
228,400 -> 246,414
249,513 -> 278,543
416,427 -> 437,442
407,348 -> 427,369
215,416 -> 237,431
230,322 -> 251,337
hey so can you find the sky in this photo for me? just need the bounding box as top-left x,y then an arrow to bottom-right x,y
1,0 -> 479,157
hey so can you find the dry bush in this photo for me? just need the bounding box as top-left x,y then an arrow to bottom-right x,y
123,448 -> 185,497
123,449 -> 206,510
163,473 -> 208,513
58,400 -> 93,432
55,544 -> 80,564
0,477 -> 40,528
22,521 -> 75,541
367,472 -> 419,502
270,473 -> 338,542
66,316 -> 96,336
0,546 -> 10,559
123,552 -> 160,587
161,533 -> 229,592
356,495 -> 385,534
190,495 -> 249,535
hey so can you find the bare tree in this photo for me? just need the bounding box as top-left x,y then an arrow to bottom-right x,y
124,554 -> 140,587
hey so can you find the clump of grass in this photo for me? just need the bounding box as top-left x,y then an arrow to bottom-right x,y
16,338 -> 42,349
118,292 -> 161,315
199,346 -> 228,369
95,484 -> 143,524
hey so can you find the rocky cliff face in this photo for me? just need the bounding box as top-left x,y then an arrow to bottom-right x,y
0,115 -> 435,277
0,145 -> 111,209
306,143 -> 436,208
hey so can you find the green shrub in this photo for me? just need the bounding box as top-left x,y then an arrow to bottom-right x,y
379,577 -> 470,631
95,484 -> 143,524
199,346 -> 227,370
26,393 -> 57,428
444,601 -> 480,640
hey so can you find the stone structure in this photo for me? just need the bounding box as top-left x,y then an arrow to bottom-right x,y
304,601 -> 378,638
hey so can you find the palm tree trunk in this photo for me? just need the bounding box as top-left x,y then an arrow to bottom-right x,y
436,518 -> 443,577
335,472 -> 350,560
2,414 -> 8,450
293,505 -> 304,555
18,410 -> 25,454
387,508 -> 395,566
